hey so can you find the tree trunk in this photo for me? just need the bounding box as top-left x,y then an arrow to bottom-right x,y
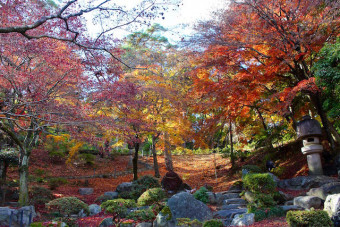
229,120 -> 235,169
164,132 -> 173,171
19,152 -> 29,206
132,142 -> 139,181
255,106 -> 274,150
152,135 -> 160,178
310,93 -> 336,150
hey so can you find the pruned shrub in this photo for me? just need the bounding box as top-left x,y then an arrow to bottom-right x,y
48,177 -> 68,190
248,206 -> 285,221
126,208 -> 155,221
160,205 -> 172,221
101,199 -> 136,218
135,175 -> 160,189
203,219 -> 223,227
193,186 -> 209,204
137,187 -> 166,206
243,173 -> 276,194
46,197 -> 89,216
286,210 -> 333,227
29,186 -> 54,205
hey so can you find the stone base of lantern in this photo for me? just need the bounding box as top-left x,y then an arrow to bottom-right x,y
301,144 -> 323,175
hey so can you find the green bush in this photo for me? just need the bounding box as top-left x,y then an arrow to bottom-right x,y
78,153 -> 95,166
126,208 -> 156,221
248,206 -> 285,221
101,199 -> 136,218
160,205 -> 172,221
137,188 -> 166,206
243,173 -> 276,194
242,165 -> 263,173
119,185 -> 145,201
48,177 -> 68,190
177,218 -> 202,226
46,197 -> 89,216
29,186 -> 54,205
286,210 -> 333,227
203,219 -> 223,227
135,175 -> 160,189
252,193 -> 277,208
193,187 -> 209,204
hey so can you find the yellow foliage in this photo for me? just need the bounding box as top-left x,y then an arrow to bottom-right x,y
66,140 -> 84,164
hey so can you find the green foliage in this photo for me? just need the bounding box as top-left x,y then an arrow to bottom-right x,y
126,208 -> 156,221
193,187 -> 209,204
46,197 -> 89,216
29,186 -> 54,205
120,175 -> 161,200
160,205 -> 172,221
271,166 -> 286,178
101,199 -> 136,218
243,173 -> 276,194
252,193 -> 277,208
313,38 -> 340,121
33,168 -> 46,177
248,206 -> 285,221
137,187 -> 166,206
0,148 -> 19,163
78,153 -> 95,166
286,210 -> 333,227
202,219 -> 223,227
48,177 -> 68,190
95,194 -> 112,203
242,165 -> 263,173
177,218 -> 202,226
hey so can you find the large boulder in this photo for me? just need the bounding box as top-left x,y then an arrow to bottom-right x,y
167,192 -> 212,223
324,194 -> 340,218
116,182 -> 134,193
278,176 -> 339,190
293,196 -> 322,209
231,213 -> 255,226
307,182 -> 340,200
89,204 -> 101,216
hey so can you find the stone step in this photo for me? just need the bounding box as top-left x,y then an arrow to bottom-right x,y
218,204 -> 247,210
222,218 -> 233,227
279,205 -> 304,212
213,208 -> 248,219
224,190 -> 242,194
223,198 -> 247,206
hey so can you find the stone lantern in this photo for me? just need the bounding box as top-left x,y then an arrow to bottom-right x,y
296,115 -> 324,175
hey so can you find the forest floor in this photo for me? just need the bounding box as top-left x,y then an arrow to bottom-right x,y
5,145 -> 310,226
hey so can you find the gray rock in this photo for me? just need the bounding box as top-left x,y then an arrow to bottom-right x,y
223,198 -> 247,205
324,194 -> 340,218
136,222 -> 153,227
207,192 -> 217,204
294,196 -> 322,209
215,192 -> 240,205
0,206 -> 36,226
167,192 -> 213,222
307,182 -> 340,200
219,204 -> 247,210
89,204 -> 102,216
213,208 -> 247,219
279,205 -> 304,212
116,182 -> 134,193
231,213 -> 255,226
278,176 -> 339,190
79,187 -> 94,195
268,173 -> 279,183
153,212 -> 174,227
78,209 -> 87,217
0,207 -> 11,223
244,191 -> 255,203
99,217 -> 113,227
284,200 -> 294,206
104,191 -> 119,199
279,191 -> 294,202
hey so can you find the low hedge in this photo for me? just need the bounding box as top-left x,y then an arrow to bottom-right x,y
286,210 -> 333,227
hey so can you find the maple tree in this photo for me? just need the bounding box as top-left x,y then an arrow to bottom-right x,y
192,0 -> 340,150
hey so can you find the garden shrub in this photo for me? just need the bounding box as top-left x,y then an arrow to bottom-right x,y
46,197 -> 89,216
243,173 -> 276,194
78,153 -> 95,166
252,193 -> 277,208
135,175 -> 160,189
101,199 -> 136,218
137,187 -> 166,206
248,206 -> 285,221
29,186 -> 54,205
119,175 -> 161,200
203,219 -> 223,227
286,210 -> 333,227
126,208 -> 156,221
193,187 -> 209,204
160,205 -> 172,221
177,218 -> 202,226
242,165 -> 263,174
48,177 -> 68,190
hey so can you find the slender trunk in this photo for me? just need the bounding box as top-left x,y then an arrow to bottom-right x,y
255,106 -> 274,150
152,135 -> 160,178
164,132 -> 173,171
132,142 -> 139,181
310,93 -> 336,150
19,152 -> 29,206
329,123 -> 340,144
229,120 -> 235,169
